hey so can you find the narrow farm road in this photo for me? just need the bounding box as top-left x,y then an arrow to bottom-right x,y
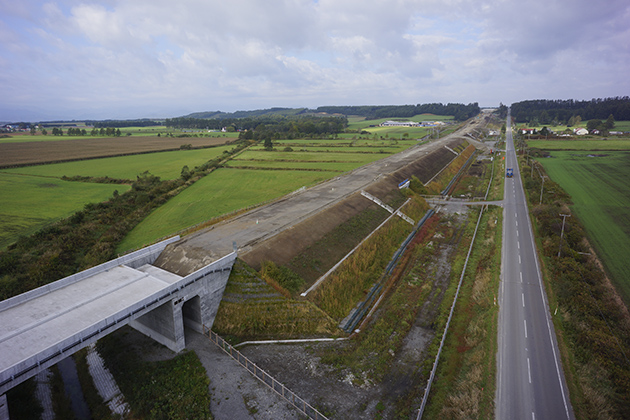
495,112 -> 574,420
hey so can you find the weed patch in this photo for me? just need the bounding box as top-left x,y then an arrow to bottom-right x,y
97,330 -> 212,420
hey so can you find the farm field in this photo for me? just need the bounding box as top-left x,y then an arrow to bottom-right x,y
0,136 -> 233,167
0,173 -> 130,250
117,168 -> 339,252
226,149 -> 394,172
2,145 -> 234,180
527,138 -> 630,151
537,151 -> 630,301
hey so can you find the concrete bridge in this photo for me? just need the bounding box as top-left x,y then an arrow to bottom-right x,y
0,236 -> 237,399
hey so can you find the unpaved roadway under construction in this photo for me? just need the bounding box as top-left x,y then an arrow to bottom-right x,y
155,117 -> 487,276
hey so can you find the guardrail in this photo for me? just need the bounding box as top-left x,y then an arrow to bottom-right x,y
203,328 -> 329,420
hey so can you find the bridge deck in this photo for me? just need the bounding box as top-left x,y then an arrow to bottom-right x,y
0,264 -> 181,374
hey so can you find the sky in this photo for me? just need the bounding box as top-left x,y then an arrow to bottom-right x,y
1,0 -> 629,121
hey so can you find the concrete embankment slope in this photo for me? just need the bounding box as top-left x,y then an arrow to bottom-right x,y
154,119 -> 485,275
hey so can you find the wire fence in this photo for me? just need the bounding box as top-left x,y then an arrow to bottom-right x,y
203,328 -> 329,420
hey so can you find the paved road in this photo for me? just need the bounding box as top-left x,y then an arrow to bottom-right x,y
496,112 -> 574,420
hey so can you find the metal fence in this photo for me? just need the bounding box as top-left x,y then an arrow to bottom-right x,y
203,328 -> 329,420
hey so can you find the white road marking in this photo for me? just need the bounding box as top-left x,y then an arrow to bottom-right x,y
519,255 -> 521,264
527,357 -> 532,383
517,229 -> 519,237
522,293 -> 525,307
520,272 -> 523,283
517,241 -> 520,249
524,319 -> 528,338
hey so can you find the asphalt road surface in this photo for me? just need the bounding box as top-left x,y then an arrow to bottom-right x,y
496,113 -> 574,420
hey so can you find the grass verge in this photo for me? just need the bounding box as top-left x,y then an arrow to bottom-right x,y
423,205 -> 502,419
212,260 -> 340,341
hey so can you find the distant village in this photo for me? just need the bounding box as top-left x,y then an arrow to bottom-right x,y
519,127 -> 627,136
378,120 -> 448,128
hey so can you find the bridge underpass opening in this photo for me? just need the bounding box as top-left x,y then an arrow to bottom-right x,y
183,295 -> 202,332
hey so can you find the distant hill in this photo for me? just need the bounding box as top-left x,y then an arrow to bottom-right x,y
182,103 -> 480,121
183,107 -> 311,119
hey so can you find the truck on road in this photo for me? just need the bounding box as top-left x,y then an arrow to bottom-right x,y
506,168 -> 513,178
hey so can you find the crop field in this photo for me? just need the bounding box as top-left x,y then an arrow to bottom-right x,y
527,138 -> 630,151
226,149 -> 390,172
2,145 -> 234,180
0,173 -> 129,250
538,151 -> 630,301
0,136 -> 233,167
117,168 -> 339,252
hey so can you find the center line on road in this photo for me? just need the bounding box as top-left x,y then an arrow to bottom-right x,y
520,272 -> 523,282
527,357 -> 532,383
524,319 -> 528,338
517,241 -> 520,249
516,230 -> 519,237
519,255 -> 521,264
522,293 -> 525,307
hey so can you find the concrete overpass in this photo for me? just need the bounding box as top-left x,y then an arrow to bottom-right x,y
0,236 -> 237,397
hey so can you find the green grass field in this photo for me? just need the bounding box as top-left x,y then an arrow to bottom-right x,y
538,151 -> 630,301
0,173 -> 130,249
527,138 -> 630,151
117,168 -> 339,252
2,145 -> 234,180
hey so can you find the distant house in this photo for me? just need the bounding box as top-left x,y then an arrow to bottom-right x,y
521,128 -> 536,134
574,128 -> 588,136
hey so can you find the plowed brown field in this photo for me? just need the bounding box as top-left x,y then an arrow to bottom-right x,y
0,136 -> 232,168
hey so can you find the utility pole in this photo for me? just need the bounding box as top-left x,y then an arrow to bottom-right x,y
558,214 -> 571,257
539,175 -> 547,205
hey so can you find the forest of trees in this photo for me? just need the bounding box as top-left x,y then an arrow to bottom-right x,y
166,115 -> 348,138
89,119 -> 162,128
315,102 -> 481,121
510,97 -> 630,124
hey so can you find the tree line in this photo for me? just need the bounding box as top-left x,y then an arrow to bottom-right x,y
0,140 -> 249,300
47,127 -> 123,136
510,97 -> 630,125
315,102 -> 481,121
166,115 -> 348,136
87,119 -> 162,128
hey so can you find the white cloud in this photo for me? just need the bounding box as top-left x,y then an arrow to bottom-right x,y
0,0 -> 628,120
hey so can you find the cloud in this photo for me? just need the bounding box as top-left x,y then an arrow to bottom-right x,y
0,0 -> 628,120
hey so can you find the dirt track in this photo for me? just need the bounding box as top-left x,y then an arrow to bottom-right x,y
155,118 -> 486,275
